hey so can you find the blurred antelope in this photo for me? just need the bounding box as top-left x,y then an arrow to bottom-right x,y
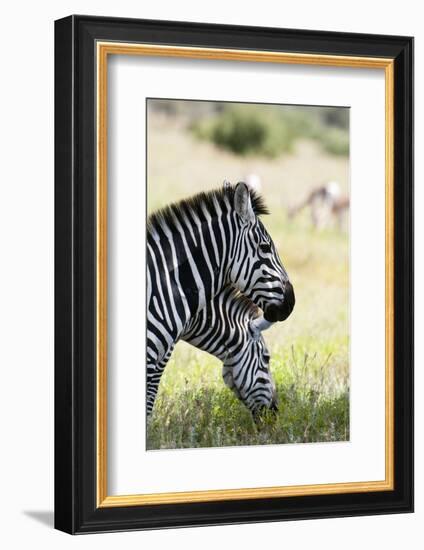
288,181 -> 349,230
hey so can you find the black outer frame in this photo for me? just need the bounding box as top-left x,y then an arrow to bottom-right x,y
54,15 -> 414,534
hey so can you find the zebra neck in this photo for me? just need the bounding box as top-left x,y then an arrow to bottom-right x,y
182,288 -> 252,363
172,211 -> 240,318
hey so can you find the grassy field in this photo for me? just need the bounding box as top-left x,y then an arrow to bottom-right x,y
146,109 -> 350,450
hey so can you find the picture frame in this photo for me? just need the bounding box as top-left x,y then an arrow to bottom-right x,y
54,15 -> 414,534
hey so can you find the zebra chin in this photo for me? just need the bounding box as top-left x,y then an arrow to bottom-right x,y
264,281 -> 295,322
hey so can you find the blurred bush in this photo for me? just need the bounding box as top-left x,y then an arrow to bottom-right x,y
192,105 -> 295,157
319,127 -> 350,156
190,103 -> 349,158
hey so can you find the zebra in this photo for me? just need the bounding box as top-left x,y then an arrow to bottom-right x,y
147,181 -> 295,414
149,285 -> 277,417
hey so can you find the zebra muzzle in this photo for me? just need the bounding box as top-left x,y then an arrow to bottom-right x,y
252,402 -> 279,425
264,281 -> 295,322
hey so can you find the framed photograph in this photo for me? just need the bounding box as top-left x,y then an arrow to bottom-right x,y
54,15 -> 413,534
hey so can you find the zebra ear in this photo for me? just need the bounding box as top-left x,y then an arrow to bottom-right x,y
234,182 -> 255,223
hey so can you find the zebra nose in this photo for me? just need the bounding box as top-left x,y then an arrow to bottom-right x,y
264,282 -> 295,322
283,281 -> 295,318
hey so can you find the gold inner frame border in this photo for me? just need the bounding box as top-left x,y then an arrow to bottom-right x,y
96,42 -> 394,508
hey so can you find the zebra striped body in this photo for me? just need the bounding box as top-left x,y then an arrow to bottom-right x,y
147,182 -> 295,414
147,286 -> 276,416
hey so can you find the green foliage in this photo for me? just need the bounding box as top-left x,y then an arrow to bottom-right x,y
320,127 -> 350,156
192,105 -> 294,157
191,104 -> 349,158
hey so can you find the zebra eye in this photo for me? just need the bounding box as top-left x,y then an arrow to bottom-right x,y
259,243 -> 271,254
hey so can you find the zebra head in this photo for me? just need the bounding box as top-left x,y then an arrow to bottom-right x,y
229,182 -> 295,323
222,314 -> 278,417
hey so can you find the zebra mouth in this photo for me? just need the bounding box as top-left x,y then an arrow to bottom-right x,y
264,305 -> 286,322
264,282 -> 295,322
252,403 -> 279,425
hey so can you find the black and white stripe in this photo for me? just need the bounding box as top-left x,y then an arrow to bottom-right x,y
185,286 -> 277,415
148,286 -> 276,416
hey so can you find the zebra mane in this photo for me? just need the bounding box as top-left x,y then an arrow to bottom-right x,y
147,183 -> 269,234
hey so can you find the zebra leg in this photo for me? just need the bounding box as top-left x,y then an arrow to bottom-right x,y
146,346 -> 174,417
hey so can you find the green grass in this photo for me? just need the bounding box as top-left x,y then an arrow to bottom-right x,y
147,344 -> 349,449
147,108 -> 350,449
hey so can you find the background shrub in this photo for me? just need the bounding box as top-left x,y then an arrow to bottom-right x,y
193,105 -> 294,157
190,103 -> 349,158
319,127 -> 350,156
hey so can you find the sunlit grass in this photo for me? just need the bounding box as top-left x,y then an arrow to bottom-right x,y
147,343 -> 349,449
